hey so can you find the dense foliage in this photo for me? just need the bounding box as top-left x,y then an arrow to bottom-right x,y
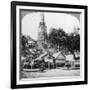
21,35 -> 43,61
49,28 -> 80,54
21,28 -> 80,62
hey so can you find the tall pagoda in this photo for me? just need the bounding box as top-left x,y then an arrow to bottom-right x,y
37,13 -> 48,51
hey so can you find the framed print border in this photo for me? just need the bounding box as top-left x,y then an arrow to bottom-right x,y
11,1 -> 88,89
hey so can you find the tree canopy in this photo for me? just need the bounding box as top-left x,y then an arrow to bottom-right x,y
48,28 -> 80,54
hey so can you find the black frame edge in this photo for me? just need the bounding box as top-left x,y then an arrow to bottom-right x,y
11,1 -> 88,9
84,6 -> 88,84
11,1 -> 16,89
15,81 -> 87,89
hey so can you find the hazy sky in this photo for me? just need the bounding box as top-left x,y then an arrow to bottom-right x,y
21,11 -> 80,40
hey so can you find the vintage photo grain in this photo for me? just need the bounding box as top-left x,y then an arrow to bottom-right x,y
20,10 -> 80,79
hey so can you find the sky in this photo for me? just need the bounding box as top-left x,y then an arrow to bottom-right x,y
22,12 -> 80,40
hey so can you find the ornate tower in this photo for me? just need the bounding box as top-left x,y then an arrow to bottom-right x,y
38,13 -> 47,40
37,13 -> 48,51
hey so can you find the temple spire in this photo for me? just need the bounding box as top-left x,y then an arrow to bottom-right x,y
38,12 -> 47,52
40,12 -> 45,23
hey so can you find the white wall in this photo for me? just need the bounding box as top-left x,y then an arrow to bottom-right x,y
0,0 -> 89,90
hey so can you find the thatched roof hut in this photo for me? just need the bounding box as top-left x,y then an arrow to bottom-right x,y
53,52 -> 66,60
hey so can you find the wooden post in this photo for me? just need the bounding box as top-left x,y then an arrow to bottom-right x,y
31,62 -> 32,70
48,62 -> 49,69
31,61 -> 33,70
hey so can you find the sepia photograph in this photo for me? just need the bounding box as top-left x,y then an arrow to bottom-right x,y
11,1 -> 87,89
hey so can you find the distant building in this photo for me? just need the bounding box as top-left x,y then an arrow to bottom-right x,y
53,52 -> 66,64
37,13 -> 48,52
